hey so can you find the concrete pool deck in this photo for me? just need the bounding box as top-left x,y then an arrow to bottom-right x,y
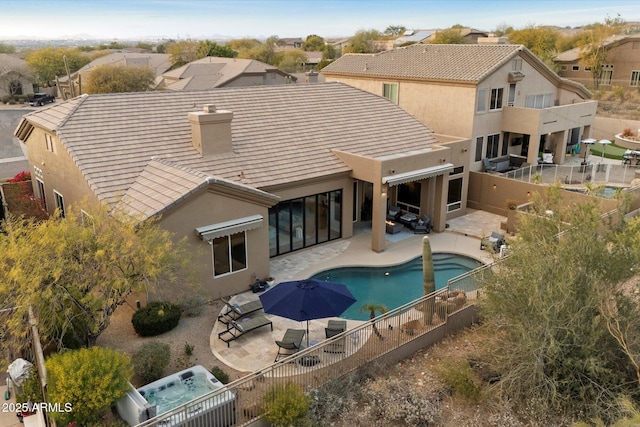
210,209 -> 504,373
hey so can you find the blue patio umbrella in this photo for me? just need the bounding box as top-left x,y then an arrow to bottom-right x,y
259,279 -> 356,346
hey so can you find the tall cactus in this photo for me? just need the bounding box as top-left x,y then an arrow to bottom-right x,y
422,236 -> 436,324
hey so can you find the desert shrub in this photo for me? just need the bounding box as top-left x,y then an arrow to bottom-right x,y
45,347 -> 133,425
132,302 -> 181,336
210,365 -> 230,384
133,341 -> 171,383
15,366 -> 44,404
436,359 -> 482,402
181,294 -> 208,317
263,382 -> 310,427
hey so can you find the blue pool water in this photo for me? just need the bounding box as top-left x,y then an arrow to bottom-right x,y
310,253 -> 481,321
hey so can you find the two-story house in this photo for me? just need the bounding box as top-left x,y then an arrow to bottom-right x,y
321,44 -> 597,172
14,83 -> 469,298
555,35 -> 640,90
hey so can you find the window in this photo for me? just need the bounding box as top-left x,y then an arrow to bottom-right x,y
45,134 -> 54,153
449,166 -> 464,175
512,58 -> 522,71
447,177 -> 463,212
508,83 -> 516,107
525,93 -> 553,109
383,83 -> 398,104
485,134 -> 500,158
490,88 -> 504,110
53,190 -> 65,217
572,65 -> 580,71
36,178 -> 46,210
476,88 -> 487,113
212,232 -> 247,277
269,189 -> 342,257
630,71 -> 640,87
397,182 -> 421,214
599,64 -> 613,86
475,136 -> 483,162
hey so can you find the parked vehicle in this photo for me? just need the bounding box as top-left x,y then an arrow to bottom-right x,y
28,93 -> 55,106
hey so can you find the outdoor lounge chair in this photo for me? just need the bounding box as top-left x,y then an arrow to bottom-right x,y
218,297 -> 263,324
481,231 -> 505,253
386,205 -> 402,221
324,320 -> 347,354
413,214 -> 431,234
274,329 -> 306,362
218,315 -> 273,348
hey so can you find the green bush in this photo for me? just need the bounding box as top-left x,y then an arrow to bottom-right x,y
133,341 -> 171,383
436,359 -> 482,402
210,365 -> 230,384
264,382 -> 310,427
132,302 -> 181,336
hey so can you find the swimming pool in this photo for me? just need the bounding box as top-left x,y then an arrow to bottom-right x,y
310,253 -> 481,321
564,185 -> 626,198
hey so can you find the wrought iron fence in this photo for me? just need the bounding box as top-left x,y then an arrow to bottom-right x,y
134,264 -> 491,426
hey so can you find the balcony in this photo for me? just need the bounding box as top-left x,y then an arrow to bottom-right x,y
502,101 -> 598,135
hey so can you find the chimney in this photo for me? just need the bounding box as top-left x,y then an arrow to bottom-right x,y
188,104 -> 233,156
305,71 -> 318,83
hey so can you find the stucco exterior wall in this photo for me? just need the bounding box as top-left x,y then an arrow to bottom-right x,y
24,126 -> 98,214
157,190 -> 272,300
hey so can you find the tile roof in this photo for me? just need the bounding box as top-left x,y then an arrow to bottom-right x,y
321,44 -> 525,82
555,35 -> 637,62
162,57 -> 291,90
17,83 -> 440,210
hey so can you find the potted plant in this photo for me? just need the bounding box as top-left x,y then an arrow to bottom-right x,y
265,276 -> 275,286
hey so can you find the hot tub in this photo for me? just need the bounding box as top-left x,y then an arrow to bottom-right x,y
116,365 -> 235,426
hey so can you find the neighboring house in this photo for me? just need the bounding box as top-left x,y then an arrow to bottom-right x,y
0,54 -> 36,98
279,38 -> 304,49
321,44 -> 597,172
394,30 -> 432,47
14,83 -> 469,298
161,57 -> 296,90
555,35 -> 640,90
58,52 -> 172,97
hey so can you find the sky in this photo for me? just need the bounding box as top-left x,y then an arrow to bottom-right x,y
1,0 -> 639,40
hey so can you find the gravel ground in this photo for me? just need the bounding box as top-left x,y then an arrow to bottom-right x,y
96,300 -> 247,387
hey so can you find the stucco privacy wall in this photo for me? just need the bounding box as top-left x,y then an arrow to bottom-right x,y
593,117 -> 640,141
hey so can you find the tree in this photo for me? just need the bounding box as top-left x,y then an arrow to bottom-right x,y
0,42 -> 16,53
0,204 -> 193,351
274,49 -> 308,73
343,29 -> 382,54
226,38 -> 262,54
322,44 -> 337,60
384,25 -> 406,36
165,39 -> 200,67
480,186 -> 640,422
196,40 -> 238,59
302,34 -> 325,51
85,64 -> 155,94
507,25 -> 562,68
46,346 -> 133,425
493,23 -> 514,37
431,28 -> 467,44
25,47 -> 91,87
238,36 -> 279,65
577,15 -> 626,88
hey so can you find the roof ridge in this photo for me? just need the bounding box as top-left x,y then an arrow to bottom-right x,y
57,94 -> 90,130
149,156 -> 211,181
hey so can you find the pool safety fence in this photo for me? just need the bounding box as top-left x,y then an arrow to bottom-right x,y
502,163 -> 640,186
133,264 -> 492,427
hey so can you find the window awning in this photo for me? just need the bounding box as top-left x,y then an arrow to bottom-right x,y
382,163 -> 454,187
196,214 -> 263,241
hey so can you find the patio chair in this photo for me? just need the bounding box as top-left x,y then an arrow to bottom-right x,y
274,329 -> 306,362
386,205 -> 402,221
483,158 -> 497,173
480,231 -> 505,253
413,214 -> 431,234
324,320 -> 347,354
217,315 -> 273,348
218,297 -> 263,324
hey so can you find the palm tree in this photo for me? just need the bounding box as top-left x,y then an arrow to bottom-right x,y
361,303 -> 387,340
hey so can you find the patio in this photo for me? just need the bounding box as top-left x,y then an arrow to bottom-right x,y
210,210 -> 501,372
